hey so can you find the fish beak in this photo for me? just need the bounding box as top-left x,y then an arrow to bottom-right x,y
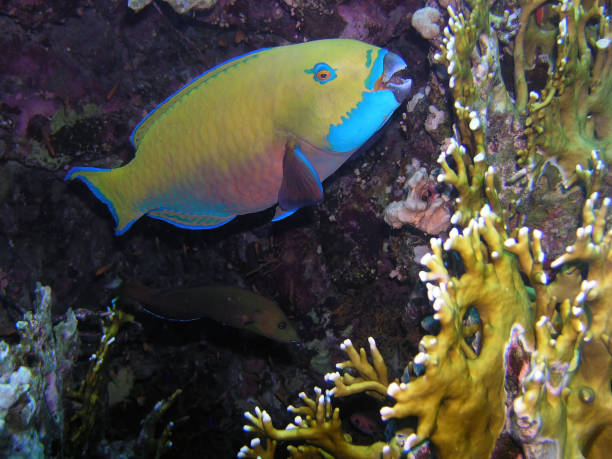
380,51 -> 412,103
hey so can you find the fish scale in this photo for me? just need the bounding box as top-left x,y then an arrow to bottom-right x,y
66,39 -> 412,234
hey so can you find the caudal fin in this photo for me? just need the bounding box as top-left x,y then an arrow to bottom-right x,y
65,166 -> 143,235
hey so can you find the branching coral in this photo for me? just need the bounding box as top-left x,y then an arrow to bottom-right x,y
507,193 -> 612,458
438,0 -> 612,185
66,303 -> 181,458
515,0 -> 612,184
65,305 -> 135,455
379,200 -> 532,457
241,339 -> 394,458
240,183 -> 612,458
237,0 -> 612,457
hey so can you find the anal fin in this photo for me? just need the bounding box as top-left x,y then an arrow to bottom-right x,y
148,208 -> 235,229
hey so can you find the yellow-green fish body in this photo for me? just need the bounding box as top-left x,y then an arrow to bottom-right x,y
119,280 -> 299,342
66,39 -> 412,234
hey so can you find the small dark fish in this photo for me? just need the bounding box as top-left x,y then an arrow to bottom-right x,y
350,412 -> 383,436
118,280 -> 298,343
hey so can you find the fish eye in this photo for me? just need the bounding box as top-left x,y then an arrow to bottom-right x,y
317,70 -> 331,81
278,321 -> 287,330
306,62 -> 337,84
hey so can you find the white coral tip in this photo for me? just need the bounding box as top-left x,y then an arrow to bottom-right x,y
420,252 -> 433,265
536,316 -> 548,327
536,272 -> 547,284
514,397 -> 528,415
533,368 -> 545,382
380,406 -> 395,419
404,433 -> 419,451
387,382 -> 401,396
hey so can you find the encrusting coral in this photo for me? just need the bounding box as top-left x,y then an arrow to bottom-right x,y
0,284 -> 78,458
238,0 -> 612,457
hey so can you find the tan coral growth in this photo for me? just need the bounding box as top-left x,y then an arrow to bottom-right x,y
383,167 -> 452,235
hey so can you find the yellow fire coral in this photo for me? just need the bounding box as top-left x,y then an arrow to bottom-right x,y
509,193 -> 612,457
515,0 -> 612,184
238,0 -> 612,457
240,339 -> 395,458
240,172 -> 612,458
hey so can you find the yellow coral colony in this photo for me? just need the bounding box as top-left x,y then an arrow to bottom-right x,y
515,0 -> 612,185
238,0 -> 612,457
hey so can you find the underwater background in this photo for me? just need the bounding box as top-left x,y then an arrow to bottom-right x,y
1,0 -> 612,457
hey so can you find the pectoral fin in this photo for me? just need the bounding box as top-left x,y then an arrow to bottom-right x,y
278,143 -> 323,211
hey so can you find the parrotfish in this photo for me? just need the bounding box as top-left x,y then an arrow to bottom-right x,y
66,39 -> 412,234
118,280 -> 299,343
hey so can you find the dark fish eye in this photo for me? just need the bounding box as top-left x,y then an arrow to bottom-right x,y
278,321 -> 287,329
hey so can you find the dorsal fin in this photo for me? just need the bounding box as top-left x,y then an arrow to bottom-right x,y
130,48 -> 269,149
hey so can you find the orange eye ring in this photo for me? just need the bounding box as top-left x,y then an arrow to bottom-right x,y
316,70 -> 330,81
307,62 -> 337,84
